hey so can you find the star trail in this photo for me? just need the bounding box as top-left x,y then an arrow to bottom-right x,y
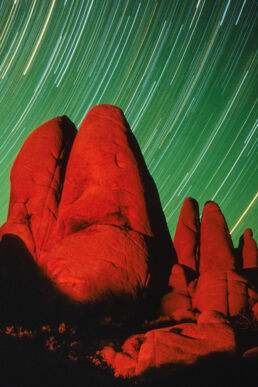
0,0 -> 257,244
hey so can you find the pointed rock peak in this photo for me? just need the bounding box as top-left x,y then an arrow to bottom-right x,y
55,104 -> 153,239
82,104 -> 128,129
199,201 -> 235,273
40,105 -> 173,303
242,228 -> 258,268
244,228 -> 254,238
179,197 -> 199,231
173,197 -> 200,271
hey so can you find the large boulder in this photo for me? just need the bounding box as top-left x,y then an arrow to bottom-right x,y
100,310 -> 236,377
1,105 -> 173,307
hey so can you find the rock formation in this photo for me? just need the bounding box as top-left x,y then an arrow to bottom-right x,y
0,105 -> 173,309
97,198 -> 258,377
1,116 -> 77,258
0,105 -> 257,385
173,197 -> 199,271
193,201 -> 249,317
242,228 -> 258,268
100,310 -> 236,377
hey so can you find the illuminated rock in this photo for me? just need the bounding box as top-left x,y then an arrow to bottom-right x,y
1,105 -> 257,381
193,270 -> 249,316
252,302 -> 258,320
199,201 -> 235,274
160,264 -> 191,317
160,197 -> 199,318
1,105 -> 172,306
242,346 -> 258,358
38,105 -> 172,303
173,197 -> 200,271
242,228 -> 258,269
192,201 -> 250,317
0,116 -> 77,258
100,311 -> 236,377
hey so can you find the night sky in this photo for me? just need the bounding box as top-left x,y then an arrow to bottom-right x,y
0,0 -> 257,245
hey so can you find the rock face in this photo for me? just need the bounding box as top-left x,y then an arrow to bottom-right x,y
1,116 -> 77,258
0,106 -> 257,383
97,198 -> 258,377
0,105 -> 173,306
101,310 -> 236,377
199,201 -> 235,274
173,197 -> 199,271
242,228 -> 258,269
193,202 -> 253,317
160,264 -> 191,317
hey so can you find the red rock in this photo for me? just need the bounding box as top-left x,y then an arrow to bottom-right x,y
170,308 -> 196,322
242,228 -> 258,268
188,278 -> 198,299
197,310 -> 230,324
113,352 -> 137,377
199,202 -> 235,274
1,105 -> 172,306
248,288 -> 258,310
49,105 -> 153,242
102,317 -> 236,377
193,270 -> 229,315
37,105 -> 172,303
242,346 -> 258,358
227,271 -> 248,316
100,338 -> 142,378
193,270 -> 248,316
100,346 -> 116,365
192,202 -> 255,317
252,302 -> 258,320
173,197 -> 199,271
1,116 -> 77,257
160,264 -> 191,316
121,334 -> 145,361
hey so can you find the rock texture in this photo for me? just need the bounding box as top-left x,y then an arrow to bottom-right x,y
97,198 -> 258,377
160,264 -> 192,317
0,105 -> 173,306
100,310 -> 236,377
173,197 -> 199,271
193,202 -> 255,317
242,228 -> 258,269
199,201 -> 235,274
0,106 -> 257,384
1,116 -> 77,257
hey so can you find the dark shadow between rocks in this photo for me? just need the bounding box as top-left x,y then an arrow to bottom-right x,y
125,125 -> 176,318
56,115 -> 78,204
